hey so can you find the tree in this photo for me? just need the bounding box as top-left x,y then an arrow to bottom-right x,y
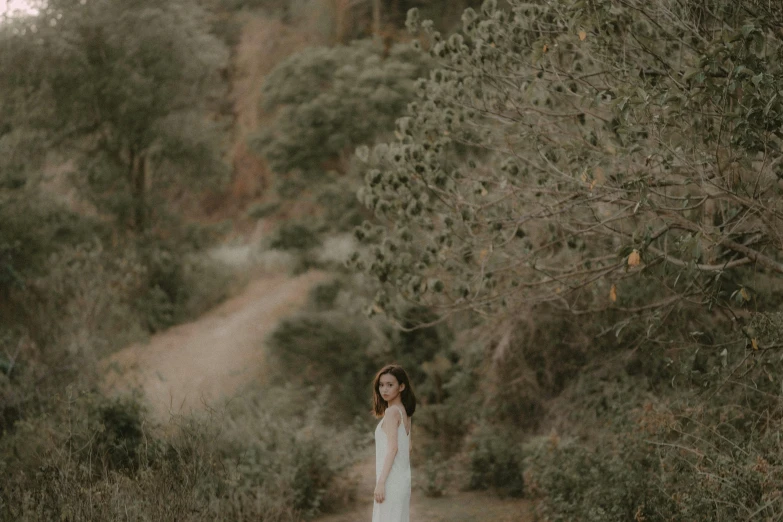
0,0 -> 229,231
252,39 -> 429,177
354,0 -> 783,337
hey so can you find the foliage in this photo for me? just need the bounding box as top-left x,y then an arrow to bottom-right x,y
419,452 -> 451,498
344,2 -> 783,515
0,0 -> 229,232
268,310 -> 381,415
354,0 -> 783,338
0,388 -> 359,521
526,399 -> 783,522
0,191 -> 105,296
524,433 -> 675,522
252,39 -> 429,175
269,222 -> 323,252
467,426 -> 525,498
315,173 -> 369,232
309,279 -> 344,310
135,241 -> 236,332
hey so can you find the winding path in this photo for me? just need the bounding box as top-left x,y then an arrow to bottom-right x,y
102,271 -> 325,420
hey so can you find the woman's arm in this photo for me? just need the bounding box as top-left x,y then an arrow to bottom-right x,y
374,407 -> 401,503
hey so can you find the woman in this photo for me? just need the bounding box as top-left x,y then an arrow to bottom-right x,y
371,364 -> 416,522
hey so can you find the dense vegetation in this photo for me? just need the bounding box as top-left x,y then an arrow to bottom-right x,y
2,0 -> 782,520
351,0 -> 783,519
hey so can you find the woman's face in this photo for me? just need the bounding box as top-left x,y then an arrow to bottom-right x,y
378,373 -> 405,403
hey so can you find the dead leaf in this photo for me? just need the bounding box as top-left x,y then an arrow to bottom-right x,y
579,30 -> 587,41
609,284 -> 617,302
740,287 -> 750,302
628,249 -> 641,267
751,338 -> 759,351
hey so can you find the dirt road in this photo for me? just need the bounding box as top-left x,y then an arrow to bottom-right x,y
102,271 -> 325,420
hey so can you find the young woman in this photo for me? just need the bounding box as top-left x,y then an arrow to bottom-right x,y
371,364 -> 416,522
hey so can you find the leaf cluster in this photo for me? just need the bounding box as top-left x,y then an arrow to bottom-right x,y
354,0 -> 783,337
252,39 -> 430,175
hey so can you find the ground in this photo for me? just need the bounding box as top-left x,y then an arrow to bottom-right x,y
317,491 -> 531,522
101,270 -> 326,420
317,453 -> 531,522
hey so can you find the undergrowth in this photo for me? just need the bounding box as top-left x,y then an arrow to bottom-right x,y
0,386 -> 360,521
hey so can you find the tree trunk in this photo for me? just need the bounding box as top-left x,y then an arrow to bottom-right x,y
372,0 -> 382,38
334,0 -> 349,43
129,150 -> 146,232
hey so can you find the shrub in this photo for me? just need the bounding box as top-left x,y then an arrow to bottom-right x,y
0,387 -> 360,522
269,222 -> 322,252
525,398 -> 783,522
467,426 -> 525,498
315,175 -> 367,232
524,433 -> 673,522
253,39 -> 430,175
309,279 -> 343,311
135,242 -> 236,332
268,311 -> 380,416
418,447 -> 452,498
92,395 -> 147,473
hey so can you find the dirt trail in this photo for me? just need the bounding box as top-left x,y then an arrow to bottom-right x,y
318,492 -> 531,522
102,271 -> 325,420
317,454 -> 532,522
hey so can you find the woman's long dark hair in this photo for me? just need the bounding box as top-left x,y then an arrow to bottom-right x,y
372,364 -> 417,419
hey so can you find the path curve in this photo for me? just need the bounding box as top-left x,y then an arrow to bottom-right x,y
102,271 -> 326,420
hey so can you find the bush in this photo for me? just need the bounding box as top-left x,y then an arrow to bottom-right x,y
0,388 -> 360,522
136,242 -> 236,332
269,222 -> 322,252
418,446 -> 452,498
467,426 -> 525,498
252,39 -> 430,174
309,279 -> 343,311
524,433 -> 673,522
525,398 -> 783,522
315,175 -> 367,232
92,395 -> 148,473
0,192 -> 105,297
268,311 -> 380,416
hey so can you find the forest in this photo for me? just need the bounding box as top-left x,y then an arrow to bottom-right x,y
2,0 -> 783,520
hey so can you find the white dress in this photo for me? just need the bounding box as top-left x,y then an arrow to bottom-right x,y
372,405 -> 411,522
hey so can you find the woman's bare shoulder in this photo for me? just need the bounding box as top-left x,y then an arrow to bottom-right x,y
383,406 -> 402,425
384,406 -> 402,419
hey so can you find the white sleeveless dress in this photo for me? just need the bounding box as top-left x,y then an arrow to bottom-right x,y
372,405 -> 411,522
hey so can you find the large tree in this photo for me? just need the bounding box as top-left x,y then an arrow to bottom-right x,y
355,0 -> 783,337
0,0 -> 229,231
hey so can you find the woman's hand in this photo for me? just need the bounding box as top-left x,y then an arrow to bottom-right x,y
374,481 -> 385,503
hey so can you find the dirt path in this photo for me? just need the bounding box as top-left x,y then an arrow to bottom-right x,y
102,271 -> 326,420
318,492 -> 531,522
315,452 -> 532,522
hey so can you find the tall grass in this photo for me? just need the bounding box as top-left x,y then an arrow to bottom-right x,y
1,385 -> 361,521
